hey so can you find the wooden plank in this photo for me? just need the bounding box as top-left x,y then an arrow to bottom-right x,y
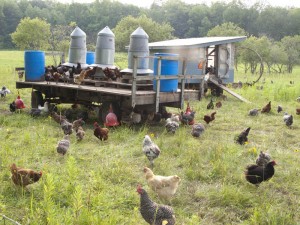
208,77 -> 251,103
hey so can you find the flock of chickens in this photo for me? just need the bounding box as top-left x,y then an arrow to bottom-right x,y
44,63 -> 122,85
5,81 -> 300,224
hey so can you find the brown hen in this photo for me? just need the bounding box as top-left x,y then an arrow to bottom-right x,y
10,163 -> 42,187
203,111 -> 216,124
94,122 -> 109,141
261,101 -> 271,113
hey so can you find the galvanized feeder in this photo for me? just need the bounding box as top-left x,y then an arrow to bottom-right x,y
121,27 -> 153,74
64,26 -> 87,68
92,26 -> 116,69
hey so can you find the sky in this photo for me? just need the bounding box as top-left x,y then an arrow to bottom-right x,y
59,0 -> 300,8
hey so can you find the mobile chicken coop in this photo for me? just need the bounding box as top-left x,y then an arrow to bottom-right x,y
15,26 -> 246,122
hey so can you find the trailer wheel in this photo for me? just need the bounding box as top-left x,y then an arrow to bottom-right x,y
99,102 -> 121,123
31,91 -> 44,108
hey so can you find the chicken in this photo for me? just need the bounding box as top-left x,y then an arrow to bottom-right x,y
245,161 -> 277,186
283,112 -> 293,127
38,101 -> 49,114
103,67 -> 122,81
207,98 -> 214,109
72,118 -> 85,132
296,108 -> 300,115
18,71 -> 24,81
180,111 -> 195,125
261,101 -> 271,113
170,114 -> 180,123
297,97 -> 300,102
60,119 -> 73,135
277,105 -> 283,113
215,101 -> 222,108
256,151 -> 271,166
165,118 -> 179,134
137,185 -> 176,225
50,111 -> 67,124
76,126 -> 85,141
74,70 -> 86,85
10,163 -> 42,187
0,86 -> 11,97
56,135 -> 70,155
203,111 -> 216,124
9,101 -> 16,112
52,72 -> 61,84
130,111 -> 142,124
29,108 -> 42,117
142,135 -> 161,168
143,167 -> 181,202
93,122 -> 109,141
160,106 -> 172,120
191,123 -> 205,137
248,108 -> 260,116
235,127 -> 251,145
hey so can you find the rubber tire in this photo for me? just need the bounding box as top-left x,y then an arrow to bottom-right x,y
31,91 -> 44,108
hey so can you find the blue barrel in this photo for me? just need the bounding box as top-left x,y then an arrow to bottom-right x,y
24,50 -> 45,81
86,51 -> 95,64
153,53 -> 179,92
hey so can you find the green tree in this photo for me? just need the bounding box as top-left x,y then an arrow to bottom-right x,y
281,35 -> 300,73
267,42 -> 288,74
113,15 -> 175,51
11,17 -> 51,50
207,22 -> 247,37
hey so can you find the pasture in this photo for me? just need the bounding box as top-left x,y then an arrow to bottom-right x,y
0,51 -> 300,224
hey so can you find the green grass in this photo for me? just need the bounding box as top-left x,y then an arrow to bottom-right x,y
0,51 -> 300,224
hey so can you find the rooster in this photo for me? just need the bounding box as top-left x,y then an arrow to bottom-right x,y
56,135 -> 70,155
165,118 -> 179,134
283,112 -> 293,127
142,135 -> 161,168
191,123 -> 205,137
10,163 -> 42,187
248,108 -> 260,116
261,101 -> 271,113
256,151 -> 271,166
94,122 -> 109,141
203,111 -> 216,124
235,127 -> 251,145
137,185 -> 176,225
245,161 -> 276,186
143,167 -> 181,202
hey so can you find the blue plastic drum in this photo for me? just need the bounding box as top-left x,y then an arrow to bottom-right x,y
24,50 -> 45,81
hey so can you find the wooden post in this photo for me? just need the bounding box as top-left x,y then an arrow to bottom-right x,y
155,57 -> 161,112
180,58 -> 186,109
131,56 -> 138,109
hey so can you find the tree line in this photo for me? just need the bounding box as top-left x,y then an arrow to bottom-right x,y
1,0 -> 300,73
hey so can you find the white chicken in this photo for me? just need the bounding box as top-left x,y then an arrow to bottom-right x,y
142,135 -> 161,168
165,118 -> 179,134
143,167 -> 181,202
38,101 -> 49,114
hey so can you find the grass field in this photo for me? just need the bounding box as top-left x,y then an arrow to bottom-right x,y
0,51 -> 300,224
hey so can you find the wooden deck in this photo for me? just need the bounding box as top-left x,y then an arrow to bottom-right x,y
16,80 -> 200,105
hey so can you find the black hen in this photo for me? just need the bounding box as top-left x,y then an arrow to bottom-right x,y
235,127 -> 251,145
137,185 -> 175,225
245,161 -> 276,186
207,99 -> 214,109
180,111 -> 195,125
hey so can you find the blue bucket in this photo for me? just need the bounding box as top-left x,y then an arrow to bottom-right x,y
86,51 -> 95,64
24,50 -> 45,81
153,53 -> 179,92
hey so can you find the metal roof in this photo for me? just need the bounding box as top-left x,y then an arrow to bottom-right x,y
148,36 -> 247,50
